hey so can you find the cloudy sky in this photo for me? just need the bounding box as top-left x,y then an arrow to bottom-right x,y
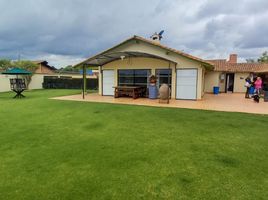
0,0 -> 267,68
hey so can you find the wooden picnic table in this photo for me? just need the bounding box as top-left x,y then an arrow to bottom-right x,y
113,86 -> 146,99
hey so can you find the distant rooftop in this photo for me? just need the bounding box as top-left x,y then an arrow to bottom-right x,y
207,54 -> 268,73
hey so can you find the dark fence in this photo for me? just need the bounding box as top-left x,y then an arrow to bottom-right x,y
43,76 -> 98,90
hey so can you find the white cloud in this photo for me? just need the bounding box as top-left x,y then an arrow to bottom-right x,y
0,0 -> 267,67
31,54 -> 85,68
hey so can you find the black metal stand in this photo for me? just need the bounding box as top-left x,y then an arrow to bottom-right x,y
10,78 -> 27,99
12,89 -> 25,98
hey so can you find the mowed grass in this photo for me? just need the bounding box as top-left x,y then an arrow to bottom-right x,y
0,89 -> 267,200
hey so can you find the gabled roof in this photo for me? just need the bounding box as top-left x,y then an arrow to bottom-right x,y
33,60 -> 57,71
207,59 -> 268,73
75,35 -> 214,68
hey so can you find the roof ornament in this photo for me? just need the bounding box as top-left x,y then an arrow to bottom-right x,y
150,30 -> 165,42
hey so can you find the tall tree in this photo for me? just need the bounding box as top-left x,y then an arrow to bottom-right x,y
257,51 -> 268,63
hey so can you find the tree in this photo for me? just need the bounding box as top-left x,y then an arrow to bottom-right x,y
58,65 -> 80,72
64,65 -> 78,71
0,59 -> 38,87
12,60 -> 38,72
0,59 -> 38,72
11,61 -> 39,85
257,51 -> 268,63
0,59 -> 12,70
246,58 -> 256,63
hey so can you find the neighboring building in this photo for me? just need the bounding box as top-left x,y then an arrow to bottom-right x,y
28,61 -> 98,90
77,35 -> 214,100
33,60 -> 57,74
205,54 -> 268,93
28,60 -> 56,90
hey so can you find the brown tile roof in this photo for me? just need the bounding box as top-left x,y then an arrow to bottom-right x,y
207,59 -> 268,73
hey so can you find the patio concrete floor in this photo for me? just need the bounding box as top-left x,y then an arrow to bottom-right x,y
53,93 -> 268,115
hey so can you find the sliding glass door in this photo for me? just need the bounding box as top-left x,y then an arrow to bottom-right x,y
118,69 -> 151,87
156,69 -> 172,89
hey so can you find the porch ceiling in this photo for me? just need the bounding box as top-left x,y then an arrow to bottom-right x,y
83,51 -> 177,66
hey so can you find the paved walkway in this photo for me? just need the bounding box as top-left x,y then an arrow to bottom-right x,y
52,93 -> 268,115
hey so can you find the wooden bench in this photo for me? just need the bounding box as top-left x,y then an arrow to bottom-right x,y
113,86 -> 146,99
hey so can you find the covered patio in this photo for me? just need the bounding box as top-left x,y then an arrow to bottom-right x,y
53,93 -> 268,115
79,51 -> 178,99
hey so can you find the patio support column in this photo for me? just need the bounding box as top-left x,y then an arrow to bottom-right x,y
82,64 -> 86,99
168,61 -> 171,101
151,68 -> 156,76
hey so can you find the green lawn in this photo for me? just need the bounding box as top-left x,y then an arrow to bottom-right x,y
0,89 -> 267,200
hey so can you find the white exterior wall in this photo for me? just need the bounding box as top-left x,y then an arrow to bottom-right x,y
204,72 -> 220,93
28,74 -> 45,90
234,73 -> 249,93
204,71 -> 250,93
0,74 -> 17,92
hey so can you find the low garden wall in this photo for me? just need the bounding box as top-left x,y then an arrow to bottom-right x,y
0,74 -> 98,92
43,76 -> 98,90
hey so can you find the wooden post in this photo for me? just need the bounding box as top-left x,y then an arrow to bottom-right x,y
168,61 -> 171,102
82,64 -> 86,99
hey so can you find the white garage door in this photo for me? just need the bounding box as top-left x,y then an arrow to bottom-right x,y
102,70 -> 114,96
176,69 -> 197,100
